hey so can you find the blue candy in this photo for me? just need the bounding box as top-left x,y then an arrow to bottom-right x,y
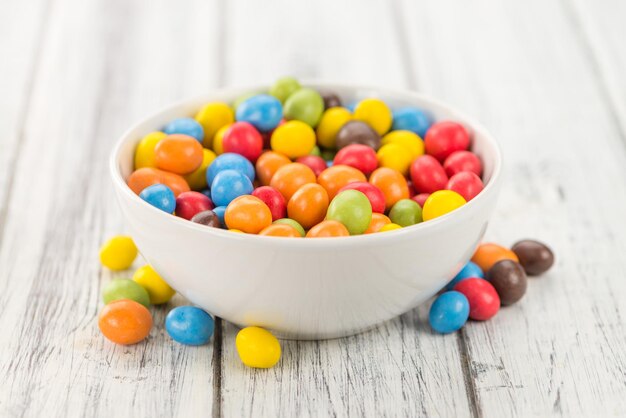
236,94 -> 283,132
200,188 -> 211,200
213,206 -> 226,226
429,291 -> 470,334
345,102 -> 357,112
391,107 -> 433,138
206,153 -> 255,185
210,170 -> 254,207
163,117 -> 204,142
139,184 -> 176,213
446,261 -> 484,290
166,306 -> 215,346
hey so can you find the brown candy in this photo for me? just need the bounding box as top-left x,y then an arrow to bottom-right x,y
486,260 -> 527,305
511,239 -> 554,276
322,92 -> 342,109
335,121 -> 381,150
190,210 -> 220,228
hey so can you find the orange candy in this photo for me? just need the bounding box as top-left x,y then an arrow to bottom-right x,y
306,220 -> 350,237
255,151 -> 291,186
369,167 -> 410,210
471,243 -> 520,272
317,165 -> 367,200
127,167 -> 190,197
270,163 -> 317,201
224,195 -> 273,234
155,134 -> 204,175
258,224 -> 301,237
287,184 -> 329,229
364,212 -> 391,234
98,299 -> 152,345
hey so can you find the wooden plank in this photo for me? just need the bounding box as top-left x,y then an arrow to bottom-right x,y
399,0 -> 626,415
0,0 -> 222,416
218,1 -> 473,417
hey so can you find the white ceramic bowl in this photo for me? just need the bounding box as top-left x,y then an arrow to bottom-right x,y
110,83 -> 502,340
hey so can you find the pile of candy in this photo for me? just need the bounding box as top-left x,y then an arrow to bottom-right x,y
127,76 -> 486,237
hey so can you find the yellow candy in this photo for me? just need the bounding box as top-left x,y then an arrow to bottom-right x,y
229,229 -> 244,233
184,148 -> 217,190
422,190 -> 467,221
353,98 -> 392,136
99,236 -> 138,271
134,132 -> 167,169
271,120 -> 316,158
236,326 -> 281,368
212,123 -> 231,155
379,223 -> 402,232
381,130 -> 424,159
132,265 -> 175,304
376,143 -> 413,175
195,103 -> 234,149
316,107 -> 352,149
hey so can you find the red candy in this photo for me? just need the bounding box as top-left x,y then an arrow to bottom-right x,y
453,278 -> 500,321
175,191 -> 214,220
443,150 -> 482,177
411,193 -> 430,208
424,121 -> 470,162
339,181 -> 386,214
447,172 -> 484,201
410,155 -> 448,194
333,144 -> 378,175
296,155 -> 328,176
251,186 -> 287,221
222,121 -> 263,162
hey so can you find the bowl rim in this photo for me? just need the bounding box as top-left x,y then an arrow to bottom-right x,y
110,81 -> 502,247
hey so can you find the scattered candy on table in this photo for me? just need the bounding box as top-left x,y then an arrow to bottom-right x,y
236,326 -> 282,368
99,236 -> 138,271
166,306 -> 215,346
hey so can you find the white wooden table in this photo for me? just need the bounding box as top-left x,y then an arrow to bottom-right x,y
1,0 -> 625,416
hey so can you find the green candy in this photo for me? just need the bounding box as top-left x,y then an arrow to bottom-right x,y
320,148 -> 336,161
309,145 -> 321,157
326,190 -> 372,235
283,88 -> 324,127
103,279 -> 151,307
273,218 -> 306,237
389,199 -> 423,227
269,77 -> 301,104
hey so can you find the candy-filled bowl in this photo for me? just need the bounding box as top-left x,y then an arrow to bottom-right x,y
110,83 -> 502,339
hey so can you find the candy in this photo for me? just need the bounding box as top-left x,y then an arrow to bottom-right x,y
295,155 -> 327,176
212,123 -> 231,154
190,210 -> 221,228
368,167 -> 410,210
195,102 -> 235,148
471,243 -> 519,272
326,190 -> 372,235
184,148 -> 217,191
410,155 -> 448,194
133,265 -> 175,305
412,193 -> 430,208
224,195 -> 272,234
166,306 -> 215,345
447,172 -> 484,202
271,120 -> 316,158
99,299 -> 152,345
381,130 -> 424,159
233,91 -> 262,111
364,212 -> 391,234
391,107 -> 432,138
424,121 -> 470,162
309,145 -> 321,156
422,190 -> 466,221
140,184 -> 176,213
259,223 -> 301,237
379,223 -> 402,232
236,94 -> 283,133
270,163 -> 317,201
316,107 -> 352,149
127,167 -> 190,197
429,291 -> 470,334
317,165 -> 366,200
213,206 -> 226,226
353,98 -> 392,136
134,132 -> 167,169
453,278 -> 500,321
335,120 -> 380,150
252,186 -> 287,221
103,279 -> 150,308
338,181 -> 386,214
389,199 -> 423,227
175,191 -> 214,220
321,92 -> 341,109
163,118 -> 204,142
283,88 -> 324,127
511,240 -> 555,276
287,183 -> 329,229
222,121 -> 264,162
99,236 -> 138,271
320,148 -> 337,162
255,151 -> 291,186
273,218 -> 306,237
486,260 -> 527,305
210,170 -> 254,207
269,77 -> 301,103
443,150 -> 482,177
446,261 -> 484,290
206,153 -> 255,185
236,326 -> 281,368
306,220 -> 350,237
155,134 -> 204,174
376,143 -> 413,175
333,144 -> 378,175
